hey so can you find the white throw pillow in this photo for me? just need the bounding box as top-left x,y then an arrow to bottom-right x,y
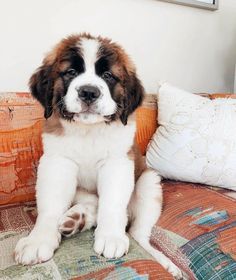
146,83 -> 236,190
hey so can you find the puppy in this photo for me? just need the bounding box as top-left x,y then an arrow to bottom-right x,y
14,34 -> 182,278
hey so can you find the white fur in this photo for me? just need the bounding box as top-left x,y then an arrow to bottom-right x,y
14,119 -> 136,263
80,38 -> 99,70
65,38 -> 116,124
128,170 -> 182,279
14,155 -> 78,265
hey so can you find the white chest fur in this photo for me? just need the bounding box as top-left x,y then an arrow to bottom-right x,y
42,119 -> 136,191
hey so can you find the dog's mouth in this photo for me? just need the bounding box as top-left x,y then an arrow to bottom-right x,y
79,107 -> 97,114
59,104 -> 116,123
59,105 -> 98,120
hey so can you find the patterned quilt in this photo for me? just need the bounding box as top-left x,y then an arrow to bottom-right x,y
0,202 -> 174,280
1,181 -> 236,279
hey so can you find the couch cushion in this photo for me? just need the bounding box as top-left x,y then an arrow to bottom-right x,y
0,202 -> 174,279
150,181 -> 236,280
1,182 -> 236,279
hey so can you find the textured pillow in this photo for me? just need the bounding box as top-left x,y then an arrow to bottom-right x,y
146,84 -> 236,190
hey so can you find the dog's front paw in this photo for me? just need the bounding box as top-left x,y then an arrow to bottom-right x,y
14,232 -> 60,265
94,232 -> 129,259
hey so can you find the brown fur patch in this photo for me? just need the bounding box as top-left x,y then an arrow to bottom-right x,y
128,141 -> 146,181
43,34 -> 86,66
111,64 -> 124,78
63,219 -> 75,228
43,113 -> 63,135
68,213 -> 80,221
97,36 -> 135,76
57,60 -> 71,72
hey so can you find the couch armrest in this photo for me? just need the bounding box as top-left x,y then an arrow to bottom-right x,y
0,92 -> 43,205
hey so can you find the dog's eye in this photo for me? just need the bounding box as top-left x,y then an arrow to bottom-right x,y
66,68 -> 77,77
102,71 -> 114,82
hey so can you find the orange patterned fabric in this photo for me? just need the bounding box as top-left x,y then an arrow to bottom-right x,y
0,92 -> 235,205
136,106 -> 157,155
158,181 -> 236,240
150,181 -> 236,279
0,93 -> 43,205
210,93 -> 236,99
217,227 -> 236,261
72,260 -> 173,280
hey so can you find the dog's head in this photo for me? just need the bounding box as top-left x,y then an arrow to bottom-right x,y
30,34 -> 144,125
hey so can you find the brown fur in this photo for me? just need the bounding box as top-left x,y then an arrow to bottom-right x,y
63,220 -> 75,228
43,113 -> 63,135
68,213 -> 81,221
128,141 -> 146,181
97,36 -> 135,76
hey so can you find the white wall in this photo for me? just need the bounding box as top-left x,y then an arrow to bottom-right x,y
0,0 -> 235,93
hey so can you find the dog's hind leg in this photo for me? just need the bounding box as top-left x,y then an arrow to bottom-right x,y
59,188 -> 98,237
128,169 -> 183,279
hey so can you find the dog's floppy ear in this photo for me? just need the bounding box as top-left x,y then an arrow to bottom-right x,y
120,72 -> 144,126
29,64 -> 54,119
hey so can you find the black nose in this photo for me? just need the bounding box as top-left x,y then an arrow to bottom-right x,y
78,85 -> 101,105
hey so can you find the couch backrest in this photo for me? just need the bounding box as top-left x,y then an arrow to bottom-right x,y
0,92 -> 234,205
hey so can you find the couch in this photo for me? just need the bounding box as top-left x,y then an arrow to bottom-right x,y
1,92 -> 236,280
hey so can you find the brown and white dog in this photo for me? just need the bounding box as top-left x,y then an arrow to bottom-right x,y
14,34 -> 182,278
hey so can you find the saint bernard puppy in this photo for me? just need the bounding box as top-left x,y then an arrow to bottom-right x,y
14,34 -> 182,278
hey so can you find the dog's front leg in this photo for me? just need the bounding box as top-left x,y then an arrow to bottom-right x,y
14,155 -> 78,265
94,158 -> 134,258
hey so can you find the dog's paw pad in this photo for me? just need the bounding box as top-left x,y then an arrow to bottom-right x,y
59,211 -> 86,237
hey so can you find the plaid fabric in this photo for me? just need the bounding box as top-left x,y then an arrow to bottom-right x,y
1,182 -> 236,279
150,181 -> 236,280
